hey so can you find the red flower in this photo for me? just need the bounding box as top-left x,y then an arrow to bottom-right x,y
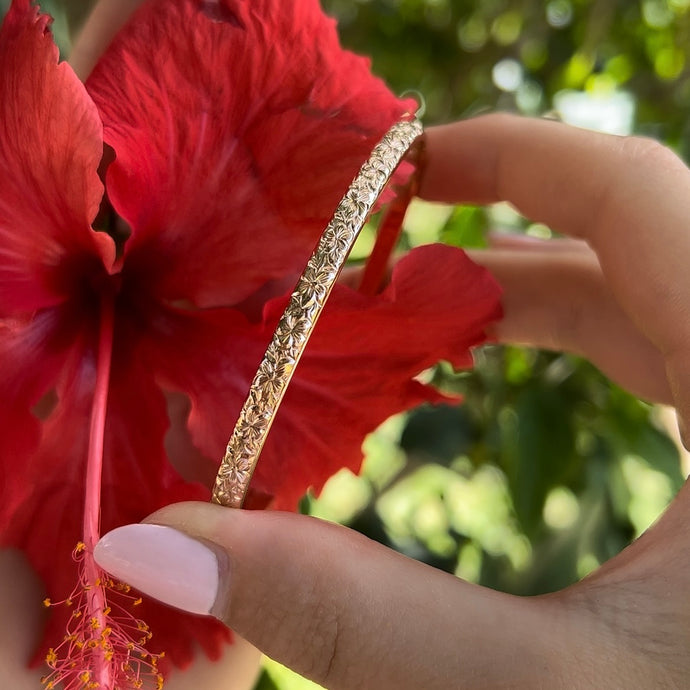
0,0 -> 501,683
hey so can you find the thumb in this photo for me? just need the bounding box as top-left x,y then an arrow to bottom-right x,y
94,502 -> 558,689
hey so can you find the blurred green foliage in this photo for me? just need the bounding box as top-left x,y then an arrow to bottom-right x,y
325,0 -> 690,149
2,0 -> 688,687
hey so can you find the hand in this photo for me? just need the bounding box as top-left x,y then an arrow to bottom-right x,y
423,115 -> 684,408
92,115 -> 690,689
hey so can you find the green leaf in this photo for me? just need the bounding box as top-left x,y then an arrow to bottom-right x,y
633,424 -> 684,491
253,670 -> 280,690
505,386 -> 577,532
440,205 -> 488,249
400,404 -> 478,463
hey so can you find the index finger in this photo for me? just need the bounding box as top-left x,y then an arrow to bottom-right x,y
420,114 -> 690,374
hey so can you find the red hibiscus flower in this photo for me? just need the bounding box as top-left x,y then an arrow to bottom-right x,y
0,0 -> 501,685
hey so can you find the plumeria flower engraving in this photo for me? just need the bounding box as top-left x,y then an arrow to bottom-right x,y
0,0 -> 501,686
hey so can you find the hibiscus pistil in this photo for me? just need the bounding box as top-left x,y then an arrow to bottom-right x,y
41,545 -> 164,689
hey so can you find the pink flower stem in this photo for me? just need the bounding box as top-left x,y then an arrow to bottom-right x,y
358,189 -> 411,296
82,294 -> 116,689
359,142 -> 424,296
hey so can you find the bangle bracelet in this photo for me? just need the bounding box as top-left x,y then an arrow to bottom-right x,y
211,118 -> 424,508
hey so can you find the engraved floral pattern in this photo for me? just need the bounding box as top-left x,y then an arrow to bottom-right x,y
212,120 -> 424,507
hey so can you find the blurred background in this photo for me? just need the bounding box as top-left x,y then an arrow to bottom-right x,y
4,0 -> 689,687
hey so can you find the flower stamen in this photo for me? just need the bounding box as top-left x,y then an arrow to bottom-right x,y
41,546 -> 165,689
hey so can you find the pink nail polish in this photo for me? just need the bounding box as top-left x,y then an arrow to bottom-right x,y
94,524 -> 220,615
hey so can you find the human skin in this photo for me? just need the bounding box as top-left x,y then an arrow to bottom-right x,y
4,1 -> 690,688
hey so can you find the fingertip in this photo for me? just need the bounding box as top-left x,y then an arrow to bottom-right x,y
419,118 -> 501,204
424,113 -> 552,197
94,523 -> 222,617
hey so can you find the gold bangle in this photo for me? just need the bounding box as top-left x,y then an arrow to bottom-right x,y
211,118 -> 424,508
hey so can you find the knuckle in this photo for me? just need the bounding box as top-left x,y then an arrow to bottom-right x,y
617,135 -> 682,172
592,135 -> 685,233
486,111 -> 518,129
301,597 -> 343,686
246,567 -> 349,688
548,260 -> 603,353
298,570 -> 367,688
557,299 -> 587,353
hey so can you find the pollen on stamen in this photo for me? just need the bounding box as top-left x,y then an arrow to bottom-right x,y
41,543 -> 165,690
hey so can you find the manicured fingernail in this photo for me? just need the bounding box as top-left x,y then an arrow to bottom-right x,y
94,524 -> 220,615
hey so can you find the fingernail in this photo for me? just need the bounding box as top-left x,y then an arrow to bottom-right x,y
94,524 -> 221,615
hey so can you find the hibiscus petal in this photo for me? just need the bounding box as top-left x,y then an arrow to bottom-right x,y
0,0 -> 114,315
133,302 -> 267,470
86,0 -> 414,308
0,327 -> 228,671
141,244 -> 501,510
0,309 -> 69,509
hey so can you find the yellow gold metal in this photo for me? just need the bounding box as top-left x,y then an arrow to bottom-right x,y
211,119 -> 424,508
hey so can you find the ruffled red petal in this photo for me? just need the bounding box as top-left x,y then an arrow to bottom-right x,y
86,0 -> 413,308
132,301 -> 267,470
140,244 -> 501,510
0,0 -> 114,316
